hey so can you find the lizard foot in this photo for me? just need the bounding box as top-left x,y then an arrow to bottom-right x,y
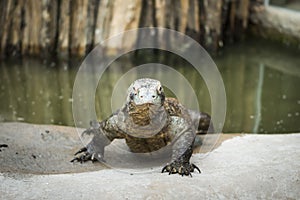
70,147 -> 104,163
162,161 -> 201,177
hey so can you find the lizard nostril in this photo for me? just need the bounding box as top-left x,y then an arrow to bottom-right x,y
152,95 -> 156,99
140,95 -> 143,98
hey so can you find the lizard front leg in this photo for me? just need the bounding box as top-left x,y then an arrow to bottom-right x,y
71,120 -> 111,163
71,114 -> 124,163
162,117 -> 201,176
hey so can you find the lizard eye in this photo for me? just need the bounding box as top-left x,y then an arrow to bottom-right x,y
132,87 -> 137,96
129,93 -> 135,100
157,86 -> 163,93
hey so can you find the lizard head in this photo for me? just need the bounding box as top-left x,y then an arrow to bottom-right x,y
123,78 -> 168,131
127,78 -> 165,106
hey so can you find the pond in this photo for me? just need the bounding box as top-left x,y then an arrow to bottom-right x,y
0,37 -> 299,133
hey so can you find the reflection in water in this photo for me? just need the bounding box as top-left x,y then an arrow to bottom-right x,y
253,64 -> 264,133
0,59 -> 75,126
0,38 -> 299,133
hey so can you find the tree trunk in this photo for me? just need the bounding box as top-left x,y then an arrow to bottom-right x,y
0,0 -> 250,59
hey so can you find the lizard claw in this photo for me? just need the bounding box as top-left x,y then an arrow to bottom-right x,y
162,161 -> 201,177
74,147 -> 87,156
70,151 -> 92,163
191,163 -> 201,173
71,147 -> 105,163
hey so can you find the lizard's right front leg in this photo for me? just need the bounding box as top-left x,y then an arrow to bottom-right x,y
71,120 -> 112,163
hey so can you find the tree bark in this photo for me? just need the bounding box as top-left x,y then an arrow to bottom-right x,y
0,0 -> 251,59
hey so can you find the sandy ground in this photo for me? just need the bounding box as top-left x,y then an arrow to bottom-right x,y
0,122 -> 299,199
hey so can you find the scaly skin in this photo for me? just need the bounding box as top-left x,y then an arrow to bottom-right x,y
71,78 -> 212,176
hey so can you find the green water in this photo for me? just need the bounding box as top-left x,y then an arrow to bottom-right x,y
0,38 -> 299,133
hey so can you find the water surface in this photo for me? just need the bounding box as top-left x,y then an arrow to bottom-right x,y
0,38 -> 299,133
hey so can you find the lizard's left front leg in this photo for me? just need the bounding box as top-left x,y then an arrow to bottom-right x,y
162,118 -> 201,176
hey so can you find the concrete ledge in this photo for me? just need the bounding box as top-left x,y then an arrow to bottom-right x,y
0,122 -> 234,174
0,123 -> 299,199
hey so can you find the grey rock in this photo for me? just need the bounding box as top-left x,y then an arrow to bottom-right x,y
0,122 -> 299,199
